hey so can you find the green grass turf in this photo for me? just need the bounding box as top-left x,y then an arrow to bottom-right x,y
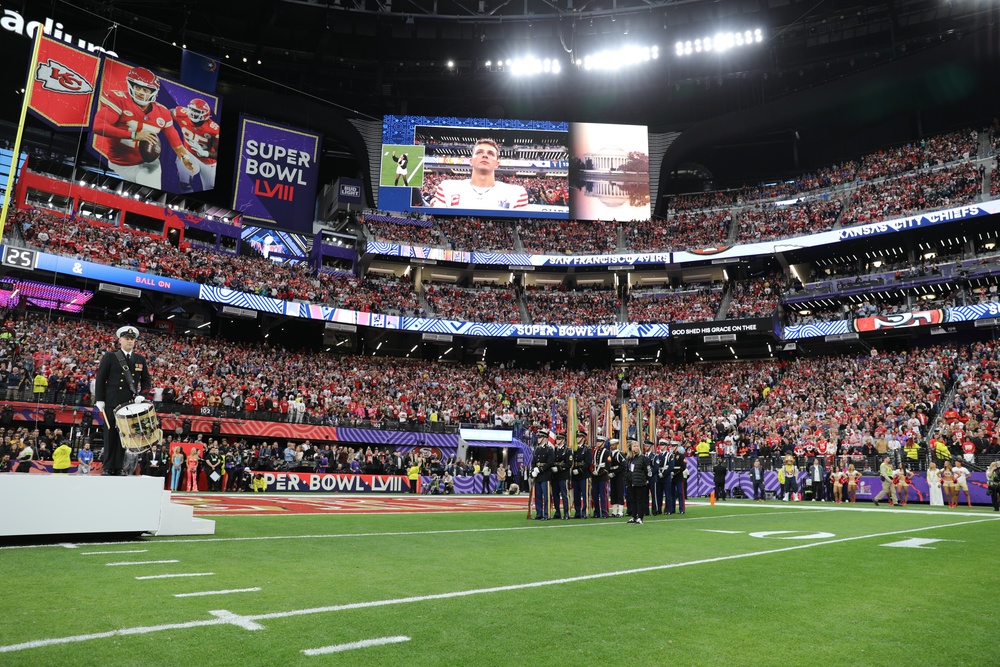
378,145 -> 424,188
2,501 -> 998,666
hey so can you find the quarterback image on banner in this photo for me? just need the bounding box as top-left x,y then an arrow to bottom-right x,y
232,115 -> 321,233
88,57 -> 221,194
28,34 -> 101,129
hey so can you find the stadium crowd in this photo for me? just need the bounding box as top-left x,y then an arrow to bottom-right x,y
727,273 -> 784,319
627,289 -> 722,323
435,217 -> 514,252
626,210 -> 732,252
736,198 -> 843,243
839,162 -> 982,228
362,214 -> 442,247
422,283 -> 521,323
522,285 -> 621,325
516,219 -> 619,255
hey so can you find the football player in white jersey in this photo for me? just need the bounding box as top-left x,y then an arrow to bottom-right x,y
172,98 -> 220,192
431,138 -> 528,210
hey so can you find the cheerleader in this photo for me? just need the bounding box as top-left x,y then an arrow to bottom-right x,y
893,465 -> 912,506
846,463 -> 861,503
831,464 -> 844,504
941,460 -> 957,508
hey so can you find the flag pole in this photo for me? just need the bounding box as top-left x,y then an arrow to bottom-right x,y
0,31 -> 43,240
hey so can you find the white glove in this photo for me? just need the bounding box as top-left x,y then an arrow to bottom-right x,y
551,466 -> 559,472
193,145 -> 210,158
95,401 -> 105,413
608,472 -> 615,479
572,469 -> 579,476
134,395 -> 147,403
647,468 -> 652,477
531,467 -> 539,478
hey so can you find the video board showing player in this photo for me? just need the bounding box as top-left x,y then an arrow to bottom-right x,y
89,58 -> 221,195
379,116 -> 571,220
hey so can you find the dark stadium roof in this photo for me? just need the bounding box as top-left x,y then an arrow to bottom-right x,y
4,0 -> 995,125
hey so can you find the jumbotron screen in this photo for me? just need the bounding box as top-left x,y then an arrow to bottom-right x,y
378,115 -> 650,221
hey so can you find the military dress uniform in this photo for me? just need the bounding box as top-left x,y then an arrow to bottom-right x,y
532,441 -> 555,519
94,326 -> 152,475
591,441 -> 612,518
571,444 -> 592,518
551,440 -> 572,519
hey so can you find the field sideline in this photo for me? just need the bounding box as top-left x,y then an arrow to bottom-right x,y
2,498 -> 997,666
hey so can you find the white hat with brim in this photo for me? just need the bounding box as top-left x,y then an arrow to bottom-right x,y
116,326 -> 139,339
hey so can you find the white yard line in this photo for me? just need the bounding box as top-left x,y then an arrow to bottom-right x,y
105,560 -> 179,567
302,636 -> 411,656
82,550 -> 148,556
1,516 -> 994,655
173,588 -> 261,598
135,573 -> 214,581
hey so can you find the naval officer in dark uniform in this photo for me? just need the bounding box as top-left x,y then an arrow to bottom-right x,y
94,325 -> 152,475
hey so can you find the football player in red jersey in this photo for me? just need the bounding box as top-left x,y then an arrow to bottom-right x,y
172,98 -> 220,192
92,67 -> 194,189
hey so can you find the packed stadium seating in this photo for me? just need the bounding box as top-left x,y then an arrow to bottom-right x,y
627,289 -> 722,323
522,285 -> 620,325
516,219 -> 619,255
422,283 -> 520,323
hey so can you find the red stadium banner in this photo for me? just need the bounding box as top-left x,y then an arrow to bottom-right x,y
28,34 -> 101,129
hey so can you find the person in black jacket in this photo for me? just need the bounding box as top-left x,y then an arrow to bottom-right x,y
626,441 -> 651,524
591,439 -> 612,518
571,438 -> 591,518
607,440 -> 627,518
532,435 -> 556,520
551,435 -> 572,519
670,445 -> 688,514
94,326 -> 152,476
713,459 -> 728,501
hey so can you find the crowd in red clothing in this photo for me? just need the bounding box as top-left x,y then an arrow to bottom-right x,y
739,346 -> 954,453
627,289 -> 722,323
422,283 -> 520,323
435,217 -> 514,252
736,198 -> 843,244
626,210 -> 732,252
523,286 -> 620,325
516,219 -> 619,255
727,273 -> 783,319
363,215 -> 442,247
839,162 -> 982,228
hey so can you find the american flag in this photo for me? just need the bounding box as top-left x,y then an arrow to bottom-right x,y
548,403 -> 558,447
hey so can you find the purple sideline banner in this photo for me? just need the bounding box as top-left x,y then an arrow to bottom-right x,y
261,471 -> 408,493
232,115 -> 321,233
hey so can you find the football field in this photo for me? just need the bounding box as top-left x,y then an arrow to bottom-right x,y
2,497 -> 997,666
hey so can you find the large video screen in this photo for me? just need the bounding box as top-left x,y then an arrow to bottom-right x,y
240,225 -> 310,264
379,116 -> 650,221
89,58 -> 221,195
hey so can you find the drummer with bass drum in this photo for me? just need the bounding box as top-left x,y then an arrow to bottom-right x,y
94,326 -> 152,476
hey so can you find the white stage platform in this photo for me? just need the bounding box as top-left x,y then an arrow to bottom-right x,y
0,474 -> 215,538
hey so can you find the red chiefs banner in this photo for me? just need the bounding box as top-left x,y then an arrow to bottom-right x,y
28,34 -> 101,128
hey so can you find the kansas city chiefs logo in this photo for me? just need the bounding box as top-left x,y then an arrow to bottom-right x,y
34,59 -> 94,94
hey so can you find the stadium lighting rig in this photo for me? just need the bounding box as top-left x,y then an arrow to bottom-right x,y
675,29 -> 764,57
576,45 -> 659,72
487,56 -> 562,76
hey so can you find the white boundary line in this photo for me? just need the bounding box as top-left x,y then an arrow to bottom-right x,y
0,516 -> 994,655
173,588 -> 262,598
81,550 -> 148,556
302,636 -> 411,655
135,573 -> 214,581
0,509 -> 817,550
105,560 -> 179,567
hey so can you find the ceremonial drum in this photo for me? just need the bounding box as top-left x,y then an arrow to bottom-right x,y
113,402 -> 162,452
